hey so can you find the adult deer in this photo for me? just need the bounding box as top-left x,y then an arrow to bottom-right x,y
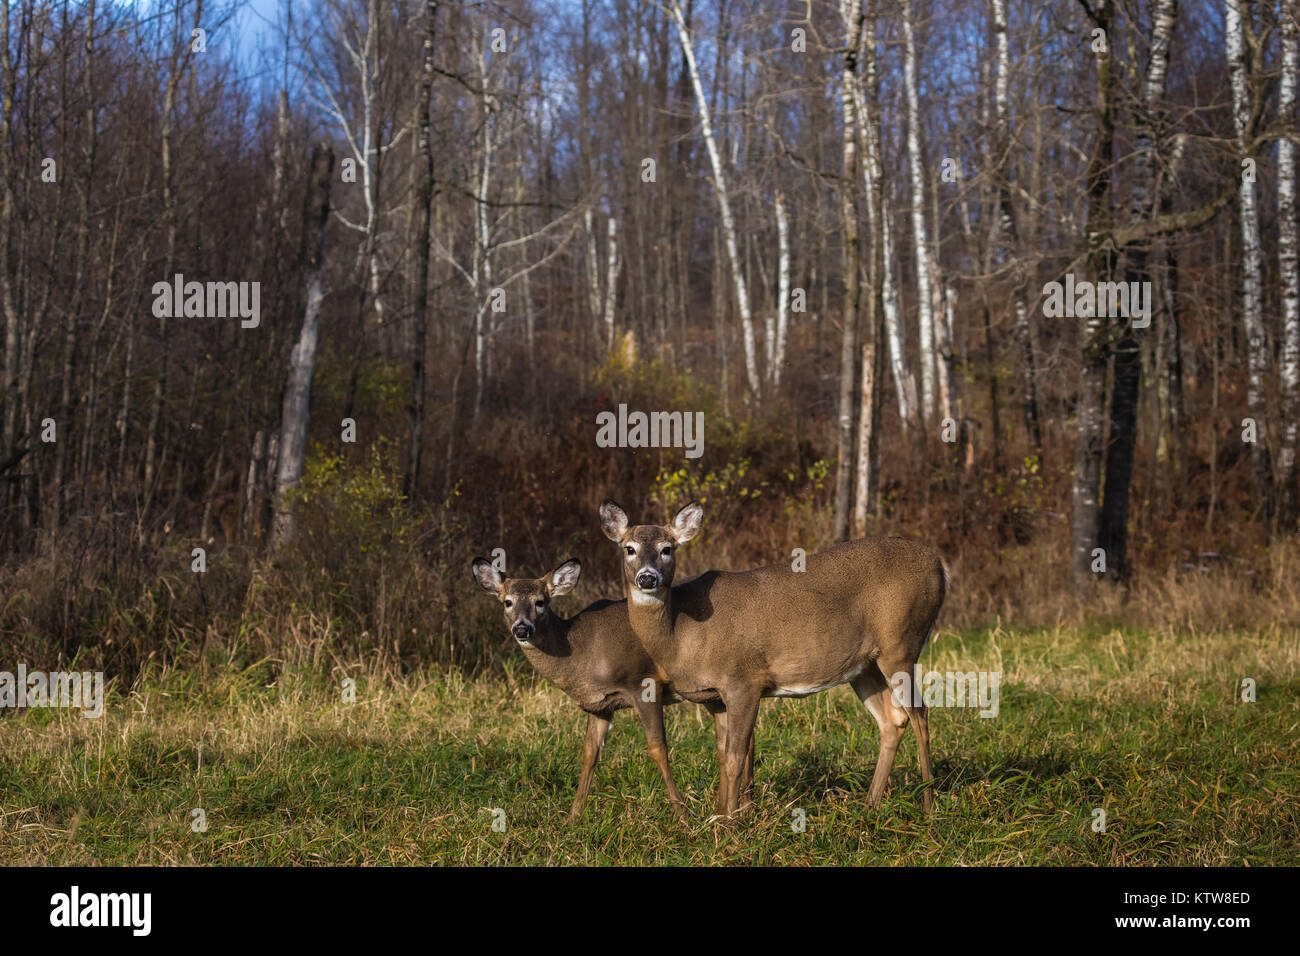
599,500 -> 949,817
471,556 -> 691,821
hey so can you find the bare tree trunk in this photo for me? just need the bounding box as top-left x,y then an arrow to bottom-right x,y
0,0 -> 18,473
405,0 -> 437,502
243,429 -> 264,543
771,192 -> 791,387
472,30 -> 494,417
584,207 -> 603,344
833,0 -> 864,542
1071,0 -> 1114,591
881,198 -> 916,430
1227,0 -> 1274,536
1099,0 -> 1177,580
854,7 -> 885,532
603,216 -> 621,350
902,0 -> 936,424
991,0 -> 1042,457
935,282 -> 957,428
271,143 -> 334,551
362,0 -> 385,325
52,0 -> 97,530
855,19 -> 916,432
144,0 -> 201,511
1280,4 -> 1300,531
667,0 -> 762,403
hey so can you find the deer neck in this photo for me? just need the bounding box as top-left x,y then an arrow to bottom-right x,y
626,585 -> 678,662
518,614 -> 576,677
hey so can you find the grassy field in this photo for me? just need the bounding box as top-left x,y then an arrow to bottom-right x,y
1,622 -> 1297,865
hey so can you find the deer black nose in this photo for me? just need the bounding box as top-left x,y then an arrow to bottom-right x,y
635,569 -> 661,590
512,622 -> 533,640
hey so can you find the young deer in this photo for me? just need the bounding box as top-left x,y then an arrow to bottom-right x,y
599,500 -> 949,818
471,556 -> 689,821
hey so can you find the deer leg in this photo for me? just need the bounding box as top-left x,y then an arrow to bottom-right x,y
907,701 -> 935,813
633,694 -> 688,821
717,691 -> 761,818
704,699 -> 727,769
708,700 -> 755,809
852,668 -> 907,808
740,730 -> 756,808
875,653 -> 936,813
567,710 -> 613,823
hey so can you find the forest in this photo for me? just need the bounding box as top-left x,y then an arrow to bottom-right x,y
0,0 -> 1297,676
2,0 -> 1299,868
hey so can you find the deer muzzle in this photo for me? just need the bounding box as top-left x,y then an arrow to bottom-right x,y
634,569 -> 662,591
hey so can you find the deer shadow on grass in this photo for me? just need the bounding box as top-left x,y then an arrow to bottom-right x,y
767,743 -> 1080,804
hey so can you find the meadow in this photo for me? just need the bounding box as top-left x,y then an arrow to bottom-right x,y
2,620 -> 1295,866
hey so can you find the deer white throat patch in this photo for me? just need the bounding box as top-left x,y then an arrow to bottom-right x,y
630,588 -> 666,606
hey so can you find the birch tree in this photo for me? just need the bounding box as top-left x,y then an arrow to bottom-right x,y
833,0 -> 864,542
272,143 -> 335,550
991,0 -> 1042,456
314,0 -> 389,323
770,192 -> 791,388
854,4 -> 887,528
603,216 -> 621,350
666,0 -> 762,402
404,0 -> 437,501
0,0 -> 17,476
1098,0 -> 1178,579
1071,0 -> 1115,591
1279,3 -> 1300,530
902,0 -> 937,424
1226,0 -> 1273,533
143,0 -> 202,508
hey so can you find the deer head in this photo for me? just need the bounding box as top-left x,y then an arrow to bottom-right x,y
471,557 -> 582,645
599,499 -> 703,602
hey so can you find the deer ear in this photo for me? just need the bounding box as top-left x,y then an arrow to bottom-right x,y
671,501 -> 703,543
599,500 -> 629,542
548,558 -> 582,595
471,558 -> 505,595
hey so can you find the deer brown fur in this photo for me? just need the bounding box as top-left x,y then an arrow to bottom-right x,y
471,556 -> 691,821
599,500 -> 948,818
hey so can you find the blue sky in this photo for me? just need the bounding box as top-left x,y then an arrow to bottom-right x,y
227,0 -> 282,81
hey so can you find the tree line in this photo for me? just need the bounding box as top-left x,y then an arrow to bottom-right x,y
0,0 -> 1297,601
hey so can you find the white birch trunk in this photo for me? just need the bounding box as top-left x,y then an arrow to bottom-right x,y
993,0 -> 1042,453
473,42 -> 494,416
772,192 -> 790,387
1280,5 -> 1300,524
882,198 -> 915,428
833,0 -> 865,541
584,207 -> 603,342
603,216 -> 621,351
1226,0 -> 1273,520
856,34 -> 916,430
272,144 -> 334,550
903,0 -> 936,423
667,0 -> 762,401
936,283 -> 956,425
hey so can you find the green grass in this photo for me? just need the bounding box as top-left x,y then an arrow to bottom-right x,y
1,624 -> 1297,865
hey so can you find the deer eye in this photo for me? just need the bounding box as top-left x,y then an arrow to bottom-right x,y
624,545 -> 635,555
504,600 -> 513,608
535,599 -> 545,609
661,546 -> 673,557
